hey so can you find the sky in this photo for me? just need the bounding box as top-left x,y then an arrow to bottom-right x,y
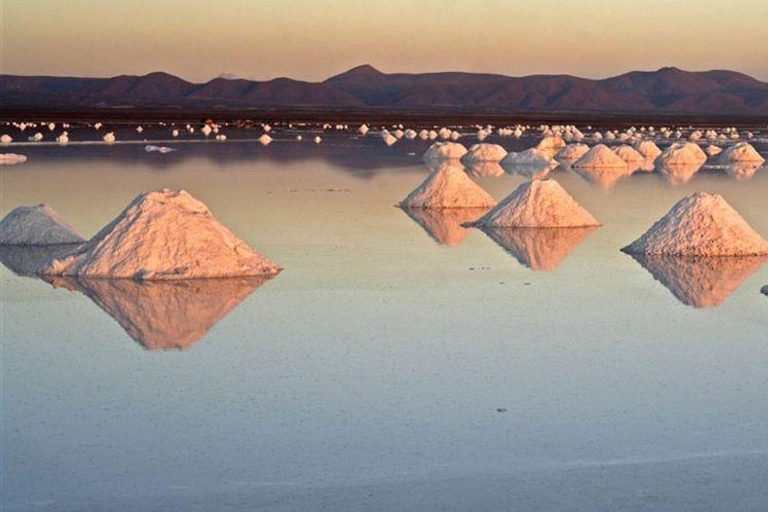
2,0 -> 767,82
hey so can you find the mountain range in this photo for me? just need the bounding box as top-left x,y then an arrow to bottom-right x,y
2,65 -> 767,115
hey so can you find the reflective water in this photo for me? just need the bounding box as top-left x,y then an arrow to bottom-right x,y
2,132 -> 768,511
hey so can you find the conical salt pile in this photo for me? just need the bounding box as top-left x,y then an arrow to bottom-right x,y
0,204 -> 84,245
42,189 -> 280,279
622,192 -> 768,256
466,180 -> 600,228
399,164 -> 496,209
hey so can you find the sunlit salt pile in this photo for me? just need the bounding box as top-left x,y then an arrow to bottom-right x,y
423,142 -> 468,162
622,192 -> 768,256
462,143 -> 507,163
258,134 -> 273,145
172,129 -> 179,137
0,153 -> 28,165
56,132 -> 70,144
399,164 -> 496,209
0,204 -> 84,245
29,132 -> 44,142
612,145 -> 644,164
466,180 -> 600,228
43,189 -> 280,279
555,143 -> 589,163
314,136 -> 322,144
655,142 -> 707,166
573,144 -> 628,168
717,142 -> 765,165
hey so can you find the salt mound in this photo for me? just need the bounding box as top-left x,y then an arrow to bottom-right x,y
467,180 -> 600,228
613,145 -> 645,164
401,207 -> 489,246
423,142 -> 468,162
573,144 -> 628,169
399,164 -> 496,209
536,136 -> 566,159
501,148 -> 552,167
480,226 -> 597,271
47,276 -> 273,350
633,140 -> 662,159
622,192 -> 768,256
555,144 -> 589,162
628,254 -> 767,308
462,143 -> 507,163
43,189 -> 280,279
0,204 -> 84,245
655,142 -> 707,167
717,142 -> 765,164
0,153 -> 27,165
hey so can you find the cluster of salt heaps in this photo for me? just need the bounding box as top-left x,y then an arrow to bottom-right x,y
42,189 -> 280,279
423,142 -> 468,162
467,180 -> 600,228
462,143 -> 507,163
0,205 -> 84,245
0,153 -> 28,165
399,163 -> 496,209
622,192 -> 768,256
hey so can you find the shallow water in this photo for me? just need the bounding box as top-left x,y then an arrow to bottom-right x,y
2,130 -> 768,511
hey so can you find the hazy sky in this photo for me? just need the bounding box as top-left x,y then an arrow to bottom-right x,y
2,0 -> 767,82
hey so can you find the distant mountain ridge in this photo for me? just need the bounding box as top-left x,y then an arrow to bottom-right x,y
2,65 -> 767,115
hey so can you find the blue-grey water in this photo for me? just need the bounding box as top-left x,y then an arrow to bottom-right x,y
2,128 -> 767,511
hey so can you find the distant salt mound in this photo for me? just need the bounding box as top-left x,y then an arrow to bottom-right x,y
536,136 -> 566,159
0,204 -> 84,246
501,148 -> 553,167
0,153 -> 27,165
423,142 -> 468,162
573,144 -> 628,169
358,124 -> 369,135
43,189 -> 280,279
555,144 -> 589,163
633,140 -> 662,159
613,145 -> 645,164
717,142 -> 765,165
655,142 -> 707,167
622,192 -> 768,256
399,164 -> 496,209
462,143 -> 507,163
467,180 -> 600,228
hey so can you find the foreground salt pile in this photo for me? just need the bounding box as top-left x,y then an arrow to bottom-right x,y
628,254 -> 767,308
573,144 -> 628,169
0,204 -> 84,245
717,142 -> 765,165
47,276 -> 273,350
467,180 -> 600,228
43,189 -> 280,279
423,142 -> 468,162
399,164 -> 496,209
462,143 -> 507,163
480,226 -> 597,271
623,192 -> 768,256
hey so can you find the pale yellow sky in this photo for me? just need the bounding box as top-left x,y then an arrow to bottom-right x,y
2,0 -> 767,82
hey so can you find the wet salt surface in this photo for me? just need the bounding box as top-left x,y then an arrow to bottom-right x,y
2,132 -> 767,511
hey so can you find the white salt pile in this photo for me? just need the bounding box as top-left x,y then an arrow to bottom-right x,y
0,153 -> 28,165
536,136 -> 566,159
501,148 -> 553,167
103,132 -> 116,143
613,145 -> 645,164
555,144 -> 589,162
633,140 -> 662,159
258,134 -> 273,145
423,142 -> 468,162
655,142 -> 707,167
42,189 -> 280,279
399,163 -> 496,209
573,144 -> 628,168
462,143 -> 507,163
145,145 -> 175,153
0,204 -> 84,245
622,192 -> 768,256
216,134 -> 227,141
717,142 -> 765,164
56,132 -> 69,144
466,180 -> 600,228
